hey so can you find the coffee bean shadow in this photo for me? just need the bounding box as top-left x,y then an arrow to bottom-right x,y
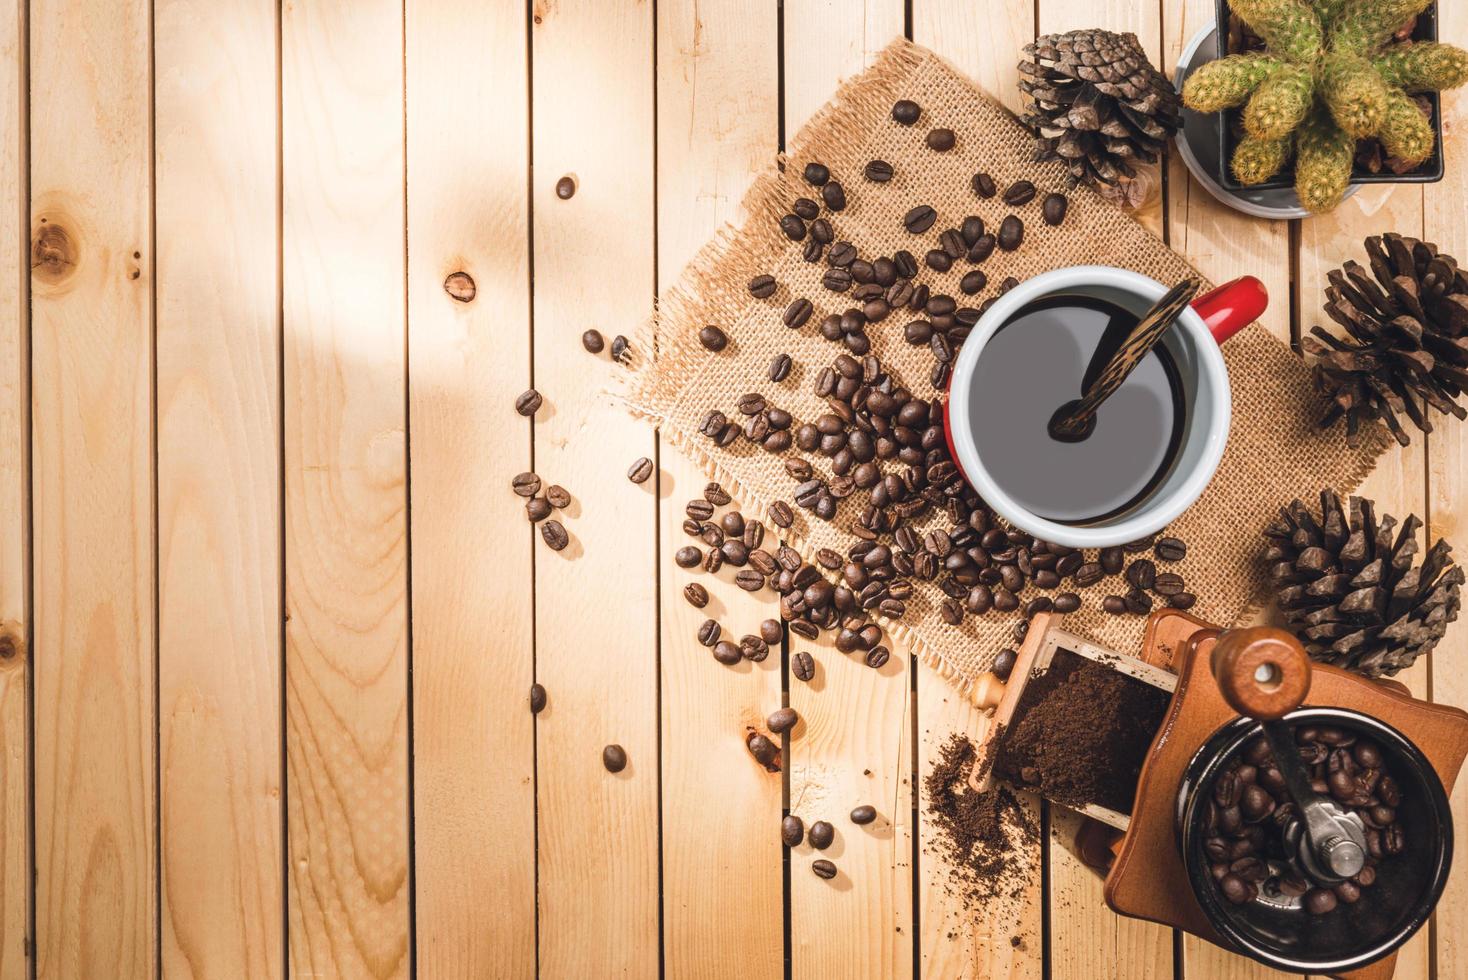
547,529 -> 583,560
822,866 -> 854,892
530,399 -> 557,424
654,466 -> 674,501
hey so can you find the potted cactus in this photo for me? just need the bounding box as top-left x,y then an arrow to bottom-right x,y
1182,0 -> 1468,212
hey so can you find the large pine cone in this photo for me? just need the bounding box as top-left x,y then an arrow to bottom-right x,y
1019,30 -> 1181,187
1307,233 -> 1468,447
1264,490 -> 1462,678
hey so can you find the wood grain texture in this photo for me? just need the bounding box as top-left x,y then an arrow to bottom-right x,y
655,2 -> 786,976
782,5 -> 915,978
0,0 -> 22,975
909,5 -> 1044,977
406,1 -> 536,975
281,0 -> 409,975
530,1 -> 660,975
29,1 -> 155,976
155,1 -> 283,976
1425,20 -> 1468,974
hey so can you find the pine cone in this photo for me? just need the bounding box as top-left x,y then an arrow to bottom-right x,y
1306,233 -> 1468,447
1019,30 -> 1181,187
1264,490 -> 1462,677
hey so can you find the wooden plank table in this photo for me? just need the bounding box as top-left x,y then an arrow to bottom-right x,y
3,1 -> 1464,977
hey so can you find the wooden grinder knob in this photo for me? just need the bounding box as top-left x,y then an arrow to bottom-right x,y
970,672 -> 1006,712
1210,626 -> 1311,721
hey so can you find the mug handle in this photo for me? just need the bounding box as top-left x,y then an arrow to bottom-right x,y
1191,275 -> 1267,345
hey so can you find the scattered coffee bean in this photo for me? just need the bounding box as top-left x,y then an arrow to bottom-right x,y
1126,558 -> 1157,590
1305,888 -> 1338,915
675,546 -> 702,568
784,298 -> 813,328
793,197 -> 820,220
864,159 -> 894,182
850,805 -> 877,825
822,181 -> 847,212
1102,595 -> 1128,615
697,619 -> 721,647
804,162 -> 830,186
1041,192 -> 1069,226
767,707 -> 799,735
972,172 -> 997,198
581,329 -> 604,353
992,648 -> 1017,681
997,215 -> 1024,251
749,274 -> 777,298
627,457 -> 654,484
903,204 -> 937,234
926,128 -> 956,151
779,214 -> 807,241
1167,592 -> 1197,609
812,859 -> 837,880
1002,180 -> 1036,206
769,352 -> 793,382
770,501 -> 794,528
541,520 -> 568,551
698,325 -> 728,351
526,497 -> 552,522
530,683 -> 546,713
792,650 -> 815,681
515,388 -> 543,416
610,335 -> 630,362
1155,536 -> 1187,561
735,569 -> 766,592
1053,592 -> 1081,613
1124,588 -> 1153,614
1154,572 -> 1185,596
747,731 -> 781,772
892,99 -> 921,125
782,815 -> 805,847
865,646 -> 890,669
512,472 -> 541,497
683,583 -> 709,608
960,270 -> 987,295
555,175 -> 576,199
808,820 -> 835,849
602,744 -> 627,773
545,485 -> 571,509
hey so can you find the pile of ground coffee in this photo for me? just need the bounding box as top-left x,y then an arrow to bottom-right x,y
993,649 -> 1170,813
924,733 -> 1039,902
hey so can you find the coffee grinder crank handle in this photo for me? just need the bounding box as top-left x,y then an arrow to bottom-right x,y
1210,628 -> 1368,883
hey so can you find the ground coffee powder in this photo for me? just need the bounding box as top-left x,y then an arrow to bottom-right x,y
924,733 -> 1039,903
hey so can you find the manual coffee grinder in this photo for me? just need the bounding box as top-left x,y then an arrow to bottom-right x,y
967,610 -> 1468,979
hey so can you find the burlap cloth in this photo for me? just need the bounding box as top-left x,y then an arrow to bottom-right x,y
623,38 -> 1386,693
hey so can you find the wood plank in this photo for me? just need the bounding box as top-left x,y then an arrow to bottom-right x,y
281,0 -> 410,975
781,6 -> 914,978
908,4 -> 1044,977
0,0 -> 23,975
1030,0 -> 1175,975
154,1 -> 282,976
29,0 -> 155,975
1424,16 -> 1468,972
406,2 -> 536,975
530,2 -> 659,975
654,3 -> 786,976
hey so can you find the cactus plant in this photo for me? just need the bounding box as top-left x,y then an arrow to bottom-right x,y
1182,0 -> 1468,211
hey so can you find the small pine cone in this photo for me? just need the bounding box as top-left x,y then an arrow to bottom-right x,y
1242,63 -> 1314,139
1264,490 -> 1462,678
1306,233 -> 1468,446
1183,53 -> 1285,111
1019,29 -> 1181,188
1374,42 -> 1468,93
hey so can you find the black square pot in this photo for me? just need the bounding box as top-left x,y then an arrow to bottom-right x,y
1214,0 -> 1445,191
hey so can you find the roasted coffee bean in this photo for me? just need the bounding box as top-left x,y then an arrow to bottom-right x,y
697,619 -> 721,647
721,540 -> 749,567
812,859 -> 837,880
683,583 -> 709,608
530,683 -> 546,713
892,98 -> 921,124
675,546 -> 702,568
749,274 -> 778,298
904,204 -> 937,234
597,744 -> 631,776
1074,562 -> 1104,587
779,214 -> 807,241
1102,594 -> 1128,615
926,127 -> 956,151
992,648 -> 1017,681
997,215 -> 1024,251
610,334 -> 630,362
535,520 -> 567,552
699,324 -> 728,351
1304,889 -> 1338,915
757,619 -> 783,646
1167,592 -> 1197,609
1124,588 -> 1153,614
1053,592 -> 1081,613
1041,192 -> 1069,226
512,472 -> 541,497
699,482 -> 730,507
1100,547 -> 1125,574
802,238 -> 823,263
1154,572 -> 1185,596
792,650 -> 816,681
782,814 -> 805,847
822,267 -> 853,293
1123,534 -> 1157,553
925,249 -> 952,273
744,520 -> 766,549
993,587 -> 1019,612
960,269 -> 987,295
553,174 -> 577,199
864,159 -> 894,182
771,501 -> 794,528
972,172 -> 997,198
515,388 -> 543,416
625,457 -> 654,484
1241,784 -> 1275,820
828,241 -> 856,266
793,197 -> 820,220
784,298 -> 814,329
850,805 -> 877,825
747,732 -> 781,771
713,640 -> 742,665
865,646 -> 890,669
810,218 -> 833,244
1219,874 -> 1255,905
740,635 -> 770,662
546,485 -> 571,509
686,499 -> 715,522
959,215 -> 985,247
1002,180 -> 1037,206
966,584 -> 994,614
938,228 -> 966,260
1354,741 -> 1383,769
1155,536 -> 1187,561
809,820 -> 835,849
581,329 -> 605,353
804,161 -> 830,185
735,569 -> 766,592
1126,558 -> 1157,590
822,181 -> 847,212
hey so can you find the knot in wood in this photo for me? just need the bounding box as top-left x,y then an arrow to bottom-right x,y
31,222 -> 77,284
443,271 -> 476,303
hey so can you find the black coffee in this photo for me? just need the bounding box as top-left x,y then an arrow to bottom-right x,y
967,295 -> 1186,525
